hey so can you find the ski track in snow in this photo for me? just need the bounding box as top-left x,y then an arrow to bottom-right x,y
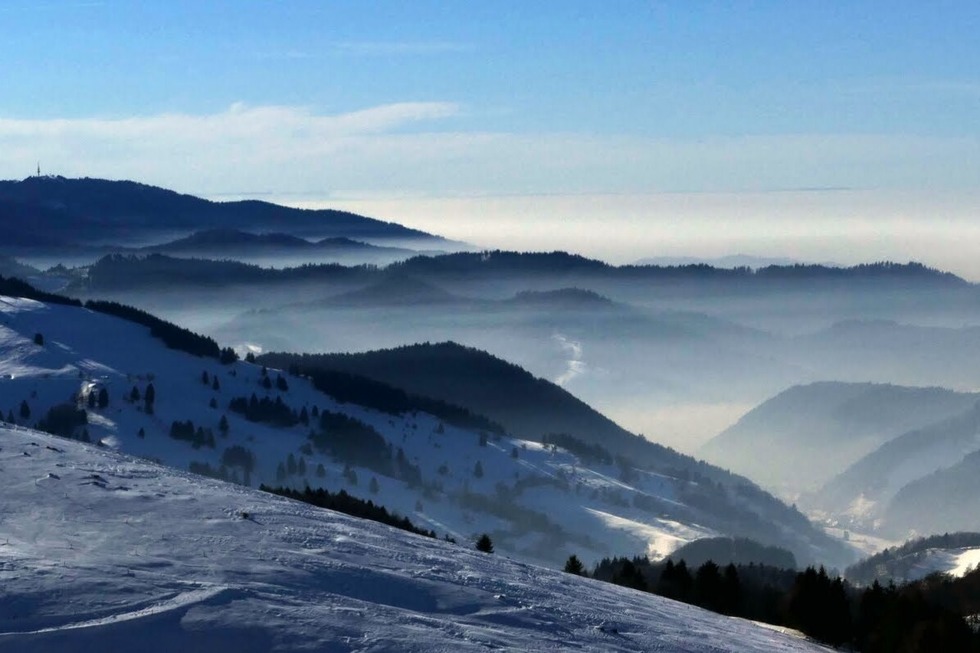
0,424 -> 834,652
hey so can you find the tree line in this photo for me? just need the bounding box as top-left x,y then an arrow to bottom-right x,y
580,554 -> 980,652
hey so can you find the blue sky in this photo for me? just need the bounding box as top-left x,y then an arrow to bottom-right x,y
2,1 -> 979,272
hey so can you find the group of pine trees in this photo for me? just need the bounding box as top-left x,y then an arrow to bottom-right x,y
260,485 -> 437,539
578,554 -> 980,652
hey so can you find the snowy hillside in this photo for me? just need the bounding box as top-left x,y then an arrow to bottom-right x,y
845,533 -> 980,586
0,423 -> 834,652
0,294 -> 848,568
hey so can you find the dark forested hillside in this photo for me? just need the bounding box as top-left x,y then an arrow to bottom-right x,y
259,342 -> 855,566
260,341 -> 667,464
0,176 -> 442,243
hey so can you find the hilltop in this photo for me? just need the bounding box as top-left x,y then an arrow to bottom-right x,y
0,176 -> 446,247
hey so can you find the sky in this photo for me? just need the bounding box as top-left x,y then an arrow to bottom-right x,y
2,1 -> 979,275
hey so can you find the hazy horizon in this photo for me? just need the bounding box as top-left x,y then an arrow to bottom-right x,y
2,1 -> 977,281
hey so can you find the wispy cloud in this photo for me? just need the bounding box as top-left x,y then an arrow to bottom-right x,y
0,102 -> 461,190
553,334 -> 586,387
330,41 -> 472,56
0,103 -> 976,206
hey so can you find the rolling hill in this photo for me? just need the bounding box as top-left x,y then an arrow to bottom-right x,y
0,285 -> 853,568
699,382 -> 978,496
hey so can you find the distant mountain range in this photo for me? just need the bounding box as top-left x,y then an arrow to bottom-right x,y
700,382 -> 979,496
635,255 -> 806,268
64,250 -> 970,298
0,176 -> 448,247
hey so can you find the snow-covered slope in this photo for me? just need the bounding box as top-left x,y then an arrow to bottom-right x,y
0,295 -> 848,568
0,423 -> 833,652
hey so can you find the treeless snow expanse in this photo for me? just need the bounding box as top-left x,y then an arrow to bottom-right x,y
0,425 -> 832,653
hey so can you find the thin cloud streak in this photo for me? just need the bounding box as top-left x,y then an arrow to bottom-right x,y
330,41 -> 473,56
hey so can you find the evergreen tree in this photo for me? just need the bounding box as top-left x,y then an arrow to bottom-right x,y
299,406 -> 309,426
473,460 -> 484,478
720,563 -> 742,616
6,409 -> 14,424
33,332 -> 44,346
87,392 -> 97,409
262,376 -> 272,390
212,376 -> 220,391
476,533 -> 494,553
276,374 -> 289,391
130,386 -> 141,402
201,370 -> 210,385
144,383 -> 155,414
297,456 -> 307,476
97,387 -> 109,409
694,561 -> 724,612
612,558 -> 648,592
19,399 -> 30,420
564,554 -> 585,576
276,462 -> 287,482
287,452 -> 297,475
369,476 -> 380,494
138,427 -> 145,438
315,462 -> 326,477
218,414 -> 229,435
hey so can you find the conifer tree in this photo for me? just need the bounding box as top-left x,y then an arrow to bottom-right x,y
476,533 -> 494,553
564,554 -> 585,576
144,383 -> 155,414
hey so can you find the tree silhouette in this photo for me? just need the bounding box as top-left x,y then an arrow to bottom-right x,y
564,554 -> 585,576
476,533 -> 494,553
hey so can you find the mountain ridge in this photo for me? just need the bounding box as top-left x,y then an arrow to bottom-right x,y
0,176 -> 446,246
